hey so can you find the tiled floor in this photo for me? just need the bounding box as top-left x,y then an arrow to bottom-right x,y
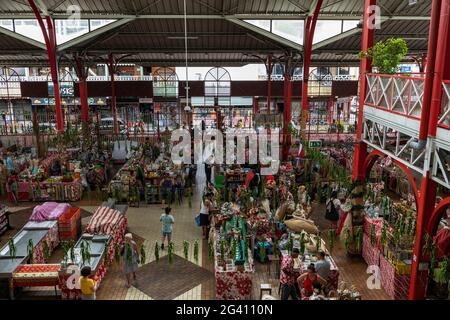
1,191 -> 390,300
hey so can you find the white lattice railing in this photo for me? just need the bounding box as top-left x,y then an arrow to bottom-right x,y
365,73 -> 425,119
260,74 -> 356,81
438,81 -> 450,127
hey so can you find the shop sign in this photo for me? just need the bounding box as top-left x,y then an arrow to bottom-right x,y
139,98 -> 153,103
309,140 -> 322,148
88,97 -> 107,105
48,82 -> 74,97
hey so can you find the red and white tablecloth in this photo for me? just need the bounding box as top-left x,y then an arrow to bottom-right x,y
362,233 -> 380,267
379,255 -> 410,300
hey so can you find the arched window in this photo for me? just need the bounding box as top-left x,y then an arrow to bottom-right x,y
204,67 -> 231,96
0,67 -> 21,98
153,67 -> 178,97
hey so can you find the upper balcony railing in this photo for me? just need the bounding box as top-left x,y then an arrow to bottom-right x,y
16,75 -> 154,82
260,74 -> 356,81
438,80 -> 450,129
365,73 -> 425,120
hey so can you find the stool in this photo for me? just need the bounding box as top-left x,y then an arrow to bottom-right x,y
260,283 -> 272,299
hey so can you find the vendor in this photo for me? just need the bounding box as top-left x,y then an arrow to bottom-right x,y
49,158 -> 62,176
297,264 -> 327,298
280,248 -> 300,300
314,251 -> 331,281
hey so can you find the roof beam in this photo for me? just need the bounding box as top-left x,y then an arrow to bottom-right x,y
0,13 -> 431,20
57,18 -> 135,51
0,26 -> 46,50
225,17 -> 303,52
312,27 -> 361,50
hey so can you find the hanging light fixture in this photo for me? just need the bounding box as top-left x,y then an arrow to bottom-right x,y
183,0 -> 191,112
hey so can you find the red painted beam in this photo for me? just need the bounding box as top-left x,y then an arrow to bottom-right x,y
75,57 -> 89,123
352,0 -> 376,182
417,0 -> 441,140
108,54 -> 119,135
301,0 -> 323,141
28,0 -> 64,134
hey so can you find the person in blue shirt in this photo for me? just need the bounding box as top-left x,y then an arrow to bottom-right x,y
160,207 -> 174,250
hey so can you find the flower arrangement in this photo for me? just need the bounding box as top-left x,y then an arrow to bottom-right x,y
183,240 -> 189,260
168,242 -> 174,264
8,238 -> 16,258
140,244 -> 146,264
27,239 -> 34,264
208,240 -> 214,262
154,241 -> 160,261
194,240 -> 199,263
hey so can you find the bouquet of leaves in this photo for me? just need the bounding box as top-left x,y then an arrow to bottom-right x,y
114,241 -> 121,263
208,240 -> 214,262
183,240 -> 189,260
42,240 -> 50,262
140,244 -> 146,265
299,233 -> 305,255
154,241 -> 160,261
194,240 -> 199,263
27,239 -> 34,264
344,228 -> 352,251
328,229 -> 335,253
370,224 -> 376,246
168,242 -> 174,264
355,227 -> 363,252
8,238 -> 16,258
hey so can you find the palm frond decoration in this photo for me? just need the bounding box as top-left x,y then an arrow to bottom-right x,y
183,240 -> 189,260
140,244 -> 146,265
154,241 -> 160,261
194,240 -> 199,263
168,242 -> 174,264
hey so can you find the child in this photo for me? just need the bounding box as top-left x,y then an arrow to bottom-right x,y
79,266 -> 98,300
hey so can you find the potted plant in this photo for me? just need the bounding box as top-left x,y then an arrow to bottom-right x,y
360,38 -> 409,74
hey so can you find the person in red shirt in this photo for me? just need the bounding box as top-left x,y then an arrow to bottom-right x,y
297,264 -> 327,298
280,248 -> 300,300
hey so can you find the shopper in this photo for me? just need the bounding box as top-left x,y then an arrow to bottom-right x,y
79,266 -> 98,300
297,264 -> 327,298
7,170 -> 19,204
314,251 -> 331,280
121,233 -> 140,288
199,192 -> 213,239
325,191 -> 341,228
160,173 -> 173,208
160,207 -> 174,250
280,248 -> 300,300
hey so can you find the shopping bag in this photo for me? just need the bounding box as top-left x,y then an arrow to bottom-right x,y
195,214 -> 201,227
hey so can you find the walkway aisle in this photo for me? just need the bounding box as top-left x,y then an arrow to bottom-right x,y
309,202 -> 391,300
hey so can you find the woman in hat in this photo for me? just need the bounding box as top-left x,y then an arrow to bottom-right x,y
121,233 -> 140,288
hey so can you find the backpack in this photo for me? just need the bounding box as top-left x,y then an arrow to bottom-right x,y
325,199 -> 339,221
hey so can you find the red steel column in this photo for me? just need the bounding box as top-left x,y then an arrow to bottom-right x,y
75,57 -> 89,123
409,0 -> 450,300
28,0 -> 64,133
417,0 -> 441,141
108,54 -> 119,135
301,0 -> 323,141
283,73 -> 292,161
352,0 -> 376,182
267,55 -> 272,114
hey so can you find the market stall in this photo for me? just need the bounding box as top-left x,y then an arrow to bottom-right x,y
58,205 -> 127,299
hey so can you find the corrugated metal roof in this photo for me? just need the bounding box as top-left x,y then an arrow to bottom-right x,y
0,0 -> 433,67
